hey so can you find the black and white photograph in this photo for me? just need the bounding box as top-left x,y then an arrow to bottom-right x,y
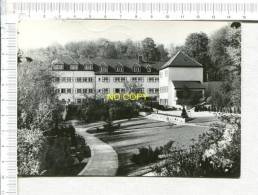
17,20 -> 241,177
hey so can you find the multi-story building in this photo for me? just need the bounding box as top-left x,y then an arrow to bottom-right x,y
159,51 -> 205,107
52,51 -> 205,107
52,56 -> 162,104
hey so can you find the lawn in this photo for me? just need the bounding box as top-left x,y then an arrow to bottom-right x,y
89,116 -> 216,176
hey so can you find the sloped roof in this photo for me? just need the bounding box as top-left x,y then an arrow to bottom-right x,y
52,56 -> 163,74
93,59 -> 160,75
160,51 -> 203,70
77,57 -> 93,65
172,81 -> 205,89
53,55 -> 78,65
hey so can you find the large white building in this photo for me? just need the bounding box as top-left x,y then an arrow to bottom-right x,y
52,56 -> 161,104
52,51 -> 205,107
159,51 -> 205,107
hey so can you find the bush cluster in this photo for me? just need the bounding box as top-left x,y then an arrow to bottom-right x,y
154,114 -> 240,177
194,105 -> 241,114
18,128 -> 47,176
131,146 -> 162,165
79,100 -> 140,123
139,107 -> 153,112
18,125 -> 91,176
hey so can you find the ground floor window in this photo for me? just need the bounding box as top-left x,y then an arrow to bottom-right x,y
160,86 -> 168,93
137,88 -> 144,93
159,99 -> 168,105
114,88 -> 125,93
148,88 -> 159,94
102,88 -> 109,93
76,99 -> 82,104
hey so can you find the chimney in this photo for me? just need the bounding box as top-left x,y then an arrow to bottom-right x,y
138,55 -> 143,64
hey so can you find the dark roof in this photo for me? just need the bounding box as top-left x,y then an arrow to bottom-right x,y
172,81 -> 205,89
52,56 -> 163,75
52,55 -> 78,65
77,57 -> 93,65
92,58 -> 160,75
160,51 -> 203,70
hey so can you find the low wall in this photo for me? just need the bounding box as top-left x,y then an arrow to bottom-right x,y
139,112 -> 151,117
157,110 -> 182,116
146,113 -> 185,124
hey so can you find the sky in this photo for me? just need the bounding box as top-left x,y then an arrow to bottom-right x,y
18,20 -> 228,50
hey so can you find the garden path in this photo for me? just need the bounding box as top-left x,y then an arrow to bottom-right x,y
72,120 -> 118,176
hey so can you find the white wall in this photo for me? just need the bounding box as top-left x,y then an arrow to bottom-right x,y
159,68 -> 169,105
168,82 -> 177,107
169,67 -> 203,82
53,71 -> 95,102
95,75 -> 159,96
159,68 -> 169,86
146,113 -> 185,124
53,71 -> 159,102
159,66 -> 203,107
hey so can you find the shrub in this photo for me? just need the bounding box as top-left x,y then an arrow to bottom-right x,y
80,100 -> 139,123
140,107 -> 153,112
66,104 -> 81,120
18,128 -> 47,176
75,135 -> 91,161
43,136 -> 74,176
154,114 -> 241,177
131,146 -> 162,165
181,107 -> 188,118
18,124 -> 91,176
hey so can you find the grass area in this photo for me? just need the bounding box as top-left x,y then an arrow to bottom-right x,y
90,117 -> 213,176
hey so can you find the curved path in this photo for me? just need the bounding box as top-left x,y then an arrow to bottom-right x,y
72,121 -> 118,176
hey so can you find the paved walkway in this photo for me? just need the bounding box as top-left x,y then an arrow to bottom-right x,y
72,121 -> 118,176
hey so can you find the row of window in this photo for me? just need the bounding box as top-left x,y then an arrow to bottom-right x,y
55,76 -> 159,83
100,66 -> 152,73
53,64 -> 153,73
56,88 -> 159,94
148,88 -> 159,94
147,77 -> 159,82
113,77 -> 127,83
159,86 -> 168,93
53,64 -> 93,71
98,77 -> 159,83
61,98 -> 89,104
159,99 -> 168,105
159,70 -> 169,78
56,88 -> 94,94
54,77 -> 93,83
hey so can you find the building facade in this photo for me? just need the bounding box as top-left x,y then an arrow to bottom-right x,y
159,51 -> 205,107
52,51 -> 205,107
52,56 -> 161,104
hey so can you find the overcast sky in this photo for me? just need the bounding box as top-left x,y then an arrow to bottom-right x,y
18,20 -> 228,50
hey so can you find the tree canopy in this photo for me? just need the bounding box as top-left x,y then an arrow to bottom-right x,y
24,37 -> 169,64
182,32 -> 211,81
